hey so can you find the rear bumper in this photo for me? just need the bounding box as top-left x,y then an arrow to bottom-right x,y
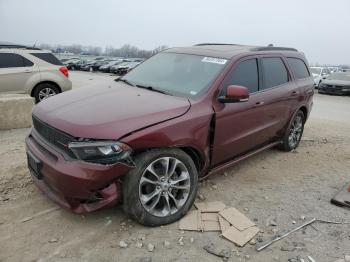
25,129 -> 133,213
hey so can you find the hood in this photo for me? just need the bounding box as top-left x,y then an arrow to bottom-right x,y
33,82 -> 191,139
323,79 -> 350,86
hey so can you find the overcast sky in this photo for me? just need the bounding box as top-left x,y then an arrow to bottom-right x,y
1,0 -> 349,64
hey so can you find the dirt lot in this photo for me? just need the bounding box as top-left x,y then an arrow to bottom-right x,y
0,72 -> 349,262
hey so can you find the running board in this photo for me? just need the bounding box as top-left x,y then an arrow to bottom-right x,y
201,141 -> 281,180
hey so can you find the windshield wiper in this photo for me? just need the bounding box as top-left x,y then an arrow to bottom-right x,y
115,78 -> 136,87
135,84 -> 172,96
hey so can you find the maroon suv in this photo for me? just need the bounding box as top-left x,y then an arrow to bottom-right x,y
26,44 -> 314,226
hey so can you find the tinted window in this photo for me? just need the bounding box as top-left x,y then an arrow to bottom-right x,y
287,58 -> 310,79
0,53 -> 33,68
30,53 -> 62,65
261,57 -> 289,89
224,59 -> 259,93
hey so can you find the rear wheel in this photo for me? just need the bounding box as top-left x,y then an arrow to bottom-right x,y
123,148 -> 198,226
278,110 -> 305,151
33,83 -> 60,103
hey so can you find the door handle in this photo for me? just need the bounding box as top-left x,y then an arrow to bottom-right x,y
254,101 -> 265,107
24,69 -> 32,73
291,91 -> 298,96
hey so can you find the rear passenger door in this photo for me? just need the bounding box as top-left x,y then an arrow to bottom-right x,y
0,53 -> 35,93
256,56 -> 296,140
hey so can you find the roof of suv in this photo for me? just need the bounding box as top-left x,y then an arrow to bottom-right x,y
165,43 -> 299,59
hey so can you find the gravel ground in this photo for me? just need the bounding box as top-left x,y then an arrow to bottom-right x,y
0,72 -> 349,262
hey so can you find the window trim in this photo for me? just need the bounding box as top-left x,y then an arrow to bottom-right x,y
286,57 -> 310,80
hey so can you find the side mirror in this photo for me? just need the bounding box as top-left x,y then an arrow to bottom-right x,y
218,85 -> 249,103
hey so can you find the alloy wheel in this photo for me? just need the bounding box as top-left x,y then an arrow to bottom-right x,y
288,115 -> 303,148
38,88 -> 56,101
139,157 -> 191,217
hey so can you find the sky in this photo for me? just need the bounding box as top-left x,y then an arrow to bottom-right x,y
0,0 -> 349,65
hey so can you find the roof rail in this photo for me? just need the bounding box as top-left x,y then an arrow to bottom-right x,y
0,44 -> 42,50
194,43 -> 242,46
251,46 -> 298,52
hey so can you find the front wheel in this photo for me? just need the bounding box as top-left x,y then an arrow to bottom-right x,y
123,148 -> 198,226
33,83 -> 60,103
278,110 -> 305,151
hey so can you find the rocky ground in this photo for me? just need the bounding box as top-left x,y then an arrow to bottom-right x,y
0,72 -> 349,262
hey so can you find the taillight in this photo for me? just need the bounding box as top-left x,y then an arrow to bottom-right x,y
59,67 -> 69,78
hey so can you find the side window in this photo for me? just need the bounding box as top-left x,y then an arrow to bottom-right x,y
261,57 -> 289,90
287,58 -> 310,79
0,53 -> 28,68
23,57 -> 34,67
30,53 -> 62,65
224,59 -> 259,93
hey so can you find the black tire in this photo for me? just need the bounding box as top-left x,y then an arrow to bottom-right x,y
32,83 -> 60,103
278,110 -> 305,151
123,148 -> 198,226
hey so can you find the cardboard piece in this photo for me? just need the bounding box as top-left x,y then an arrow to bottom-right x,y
219,207 -> 255,231
218,215 -> 231,232
221,226 -> 259,247
201,212 -> 219,221
179,210 -> 201,231
195,201 -> 226,213
203,220 -> 221,231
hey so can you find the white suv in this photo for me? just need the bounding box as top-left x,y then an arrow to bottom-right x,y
0,44 -> 72,102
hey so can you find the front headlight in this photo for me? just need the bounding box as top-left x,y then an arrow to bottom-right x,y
68,141 -> 132,165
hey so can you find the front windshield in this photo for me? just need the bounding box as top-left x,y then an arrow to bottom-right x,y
123,52 -> 228,97
310,68 -> 321,75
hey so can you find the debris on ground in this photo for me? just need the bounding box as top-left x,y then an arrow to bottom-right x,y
163,240 -> 171,248
202,243 -> 231,262
147,243 -> 155,252
48,238 -> 58,243
179,202 -> 259,247
257,218 -> 316,251
331,182 -> 350,209
119,240 -> 128,248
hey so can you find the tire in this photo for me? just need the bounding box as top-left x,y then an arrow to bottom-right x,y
32,83 -> 60,103
123,148 -> 198,226
278,110 -> 305,152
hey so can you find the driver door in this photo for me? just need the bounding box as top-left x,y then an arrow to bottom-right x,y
211,58 -> 269,165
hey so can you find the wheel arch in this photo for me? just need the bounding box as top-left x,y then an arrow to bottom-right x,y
298,106 -> 308,122
30,81 -> 62,97
132,145 -> 206,176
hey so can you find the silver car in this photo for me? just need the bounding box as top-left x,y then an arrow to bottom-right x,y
0,44 -> 72,102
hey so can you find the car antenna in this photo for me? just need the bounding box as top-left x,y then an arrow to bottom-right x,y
33,40 -> 37,48
267,43 -> 274,47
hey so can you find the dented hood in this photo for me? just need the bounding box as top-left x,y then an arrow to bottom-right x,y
33,82 -> 191,139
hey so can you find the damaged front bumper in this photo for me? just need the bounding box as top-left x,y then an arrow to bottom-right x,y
25,130 -> 134,213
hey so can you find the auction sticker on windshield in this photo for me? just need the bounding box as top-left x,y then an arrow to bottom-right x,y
202,57 -> 227,65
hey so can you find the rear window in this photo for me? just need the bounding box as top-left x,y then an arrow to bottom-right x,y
261,57 -> 289,89
287,58 -> 310,79
0,53 -> 33,68
30,53 -> 62,65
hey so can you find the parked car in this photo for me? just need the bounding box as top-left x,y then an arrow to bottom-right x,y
26,44 -> 313,226
80,61 -> 96,71
99,60 -> 124,73
114,61 -> 142,75
318,72 -> 350,95
0,44 -> 72,102
310,67 -> 330,88
110,60 -> 131,74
